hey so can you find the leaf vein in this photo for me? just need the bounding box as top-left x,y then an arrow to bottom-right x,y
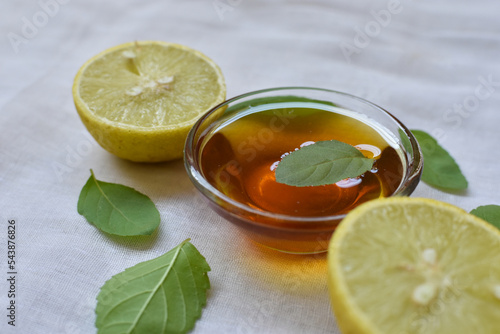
125,242 -> 185,333
100,290 -> 152,324
91,171 -> 136,226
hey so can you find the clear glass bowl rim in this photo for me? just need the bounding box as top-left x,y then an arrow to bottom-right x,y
184,86 -> 423,226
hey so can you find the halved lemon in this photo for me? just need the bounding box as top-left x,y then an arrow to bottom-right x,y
73,41 -> 226,162
328,197 -> 500,334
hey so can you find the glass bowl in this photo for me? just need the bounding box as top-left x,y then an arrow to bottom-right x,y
184,87 -> 422,254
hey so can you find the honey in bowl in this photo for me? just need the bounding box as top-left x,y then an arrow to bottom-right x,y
200,102 -> 404,218
185,89 -> 422,254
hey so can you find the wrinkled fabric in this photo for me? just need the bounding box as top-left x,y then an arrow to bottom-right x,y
1,0 -> 499,333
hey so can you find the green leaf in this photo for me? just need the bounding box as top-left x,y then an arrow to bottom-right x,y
398,129 -> 413,155
411,130 -> 468,190
77,169 -> 160,236
95,239 -> 210,334
275,140 -> 375,187
470,205 -> 500,230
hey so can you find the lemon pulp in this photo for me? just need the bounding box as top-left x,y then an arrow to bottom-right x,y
328,197 -> 500,334
73,41 -> 226,162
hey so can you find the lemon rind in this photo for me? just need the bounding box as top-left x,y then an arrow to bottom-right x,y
327,197 -> 500,334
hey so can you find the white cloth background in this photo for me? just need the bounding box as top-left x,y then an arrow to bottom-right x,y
1,0 -> 500,333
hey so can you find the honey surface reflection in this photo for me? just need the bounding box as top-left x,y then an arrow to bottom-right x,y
200,106 -> 404,219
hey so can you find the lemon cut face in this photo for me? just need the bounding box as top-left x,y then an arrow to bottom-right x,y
328,197 -> 500,334
73,41 -> 226,162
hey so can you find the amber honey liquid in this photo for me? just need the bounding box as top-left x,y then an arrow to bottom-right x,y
200,102 -> 405,218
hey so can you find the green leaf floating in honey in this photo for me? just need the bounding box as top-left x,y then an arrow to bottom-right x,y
275,140 -> 375,187
411,130 -> 468,190
471,205 -> 500,230
95,239 -> 211,334
77,169 -> 160,236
